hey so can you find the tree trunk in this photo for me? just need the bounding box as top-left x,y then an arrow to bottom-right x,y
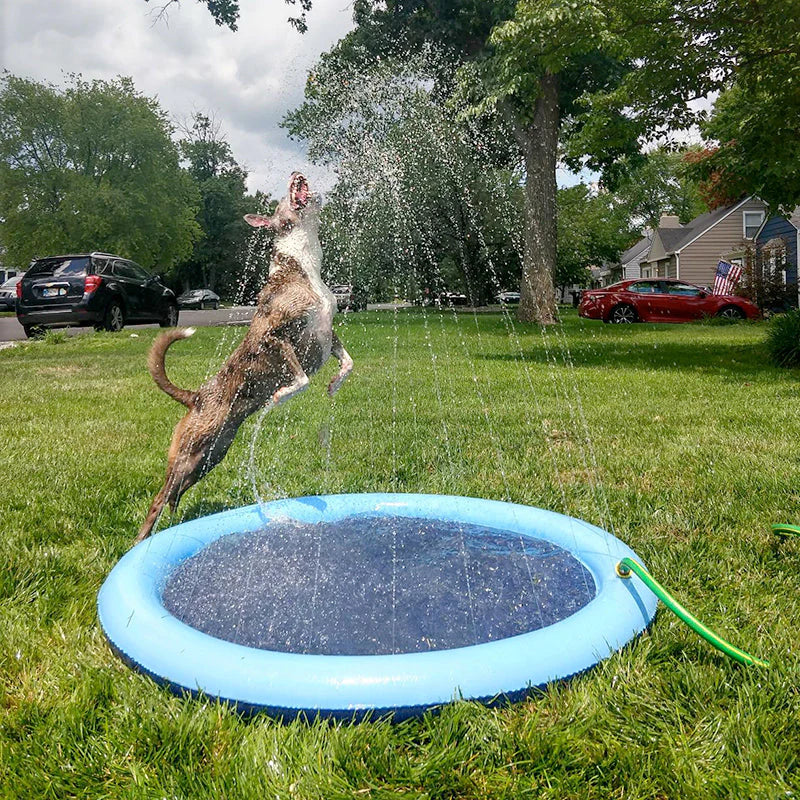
513,73 -> 560,325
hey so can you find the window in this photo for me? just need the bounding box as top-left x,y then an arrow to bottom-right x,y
743,211 -> 765,239
127,261 -> 152,281
27,257 -> 90,277
628,281 -> 660,294
665,282 -> 702,296
113,260 -> 138,279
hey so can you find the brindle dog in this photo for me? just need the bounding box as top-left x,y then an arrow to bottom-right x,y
136,173 -> 352,543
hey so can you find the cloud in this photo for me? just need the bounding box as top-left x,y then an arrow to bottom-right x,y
1,0 -> 354,197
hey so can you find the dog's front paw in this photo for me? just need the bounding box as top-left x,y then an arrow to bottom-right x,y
273,374 -> 310,406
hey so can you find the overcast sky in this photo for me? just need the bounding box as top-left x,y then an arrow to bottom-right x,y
1,0 -> 356,198
1,0 -> 598,197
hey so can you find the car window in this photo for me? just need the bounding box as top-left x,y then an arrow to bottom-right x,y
665,282 -> 703,296
627,281 -> 660,294
1,277 -> 20,289
112,260 -> 138,279
127,261 -> 152,281
94,259 -> 114,275
27,257 -> 90,277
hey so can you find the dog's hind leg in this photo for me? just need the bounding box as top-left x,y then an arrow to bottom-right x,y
269,337 -> 310,406
327,332 -> 353,397
134,461 -> 202,543
136,484 -> 170,543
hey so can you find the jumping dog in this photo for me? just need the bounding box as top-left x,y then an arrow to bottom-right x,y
136,172 -> 352,543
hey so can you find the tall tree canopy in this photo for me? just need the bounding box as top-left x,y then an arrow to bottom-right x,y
0,74 -> 199,270
692,79 -> 800,212
177,113 -> 250,293
612,148 -> 707,230
144,0 -> 311,32
316,1 -> 634,324
284,53 -> 523,305
556,184 -> 633,292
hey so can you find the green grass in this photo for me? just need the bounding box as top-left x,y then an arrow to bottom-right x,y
1,310 -> 799,799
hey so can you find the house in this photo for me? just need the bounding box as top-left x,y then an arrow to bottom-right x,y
619,235 -> 652,281
592,263 -> 619,287
590,235 -> 651,288
638,197 -> 769,286
756,209 -> 800,306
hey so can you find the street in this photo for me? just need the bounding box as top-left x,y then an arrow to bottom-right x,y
0,306 -> 256,342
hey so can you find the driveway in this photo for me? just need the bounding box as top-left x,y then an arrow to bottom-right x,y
0,306 -> 256,342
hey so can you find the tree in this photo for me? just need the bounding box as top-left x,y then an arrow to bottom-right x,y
177,113 -> 250,294
0,73 -> 199,271
557,0 -> 800,210
556,184 -> 633,291
144,0 -> 311,32
613,148 -> 707,229
690,82 -> 800,213
293,2 -> 635,324
284,53 -> 523,305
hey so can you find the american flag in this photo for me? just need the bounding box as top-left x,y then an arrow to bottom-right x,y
713,260 -> 742,296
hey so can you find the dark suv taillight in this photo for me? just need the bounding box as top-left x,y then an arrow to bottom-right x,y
84,275 -> 102,294
16,282 -> 22,299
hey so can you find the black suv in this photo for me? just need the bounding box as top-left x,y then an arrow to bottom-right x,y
16,252 -> 179,337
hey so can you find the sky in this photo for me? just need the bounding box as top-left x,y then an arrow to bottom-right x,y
1,0 -> 357,198
0,0 -> 597,198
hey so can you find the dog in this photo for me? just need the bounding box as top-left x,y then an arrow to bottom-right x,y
135,172 -> 353,543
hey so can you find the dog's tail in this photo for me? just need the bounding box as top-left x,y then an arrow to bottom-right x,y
148,328 -> 197,408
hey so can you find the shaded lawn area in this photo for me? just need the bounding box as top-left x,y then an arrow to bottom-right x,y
1,309 -> 799,799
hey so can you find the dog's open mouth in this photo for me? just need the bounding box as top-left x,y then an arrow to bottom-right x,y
290,173 -> 310,210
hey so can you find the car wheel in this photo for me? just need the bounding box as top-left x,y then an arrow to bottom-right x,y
160,303 -> 179,328
23,324 -> 45,339
609,304 -> 637,324
212,301 -> 219,310
716,305 -> 746,320
102,301 -> 125,332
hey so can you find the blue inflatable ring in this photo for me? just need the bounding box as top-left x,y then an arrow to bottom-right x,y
98,493 -> 657,719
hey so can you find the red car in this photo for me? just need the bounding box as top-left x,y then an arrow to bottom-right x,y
579,279 -> 761,324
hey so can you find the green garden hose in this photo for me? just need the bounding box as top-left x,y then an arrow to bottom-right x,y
773,523 -> 800,539
616,556 -> 769,668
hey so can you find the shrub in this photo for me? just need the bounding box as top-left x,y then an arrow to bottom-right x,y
766,309 -> 800,367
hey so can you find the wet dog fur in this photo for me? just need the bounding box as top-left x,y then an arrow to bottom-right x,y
136,173 -> 352,543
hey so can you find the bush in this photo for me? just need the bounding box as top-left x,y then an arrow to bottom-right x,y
766,309 -> 800,367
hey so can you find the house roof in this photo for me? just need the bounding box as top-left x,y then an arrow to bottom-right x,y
643,198 -> 758,263
620,236 -> 651,266
657,226 -> 691,253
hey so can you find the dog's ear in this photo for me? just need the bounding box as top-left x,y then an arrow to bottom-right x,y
244,214 -> 275,229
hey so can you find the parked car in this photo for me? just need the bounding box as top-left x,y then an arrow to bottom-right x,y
331,284 -> 366,311
435,291 -> 469,307
178,289 -> 220,310
0,269 -> 23,285
578,279 -> 761,324
496,290 -> 521,304
16,252 -> 178,337
0,276 -> 23,311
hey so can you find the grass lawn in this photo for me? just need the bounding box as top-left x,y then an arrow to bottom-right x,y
1,309 -> 799,798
